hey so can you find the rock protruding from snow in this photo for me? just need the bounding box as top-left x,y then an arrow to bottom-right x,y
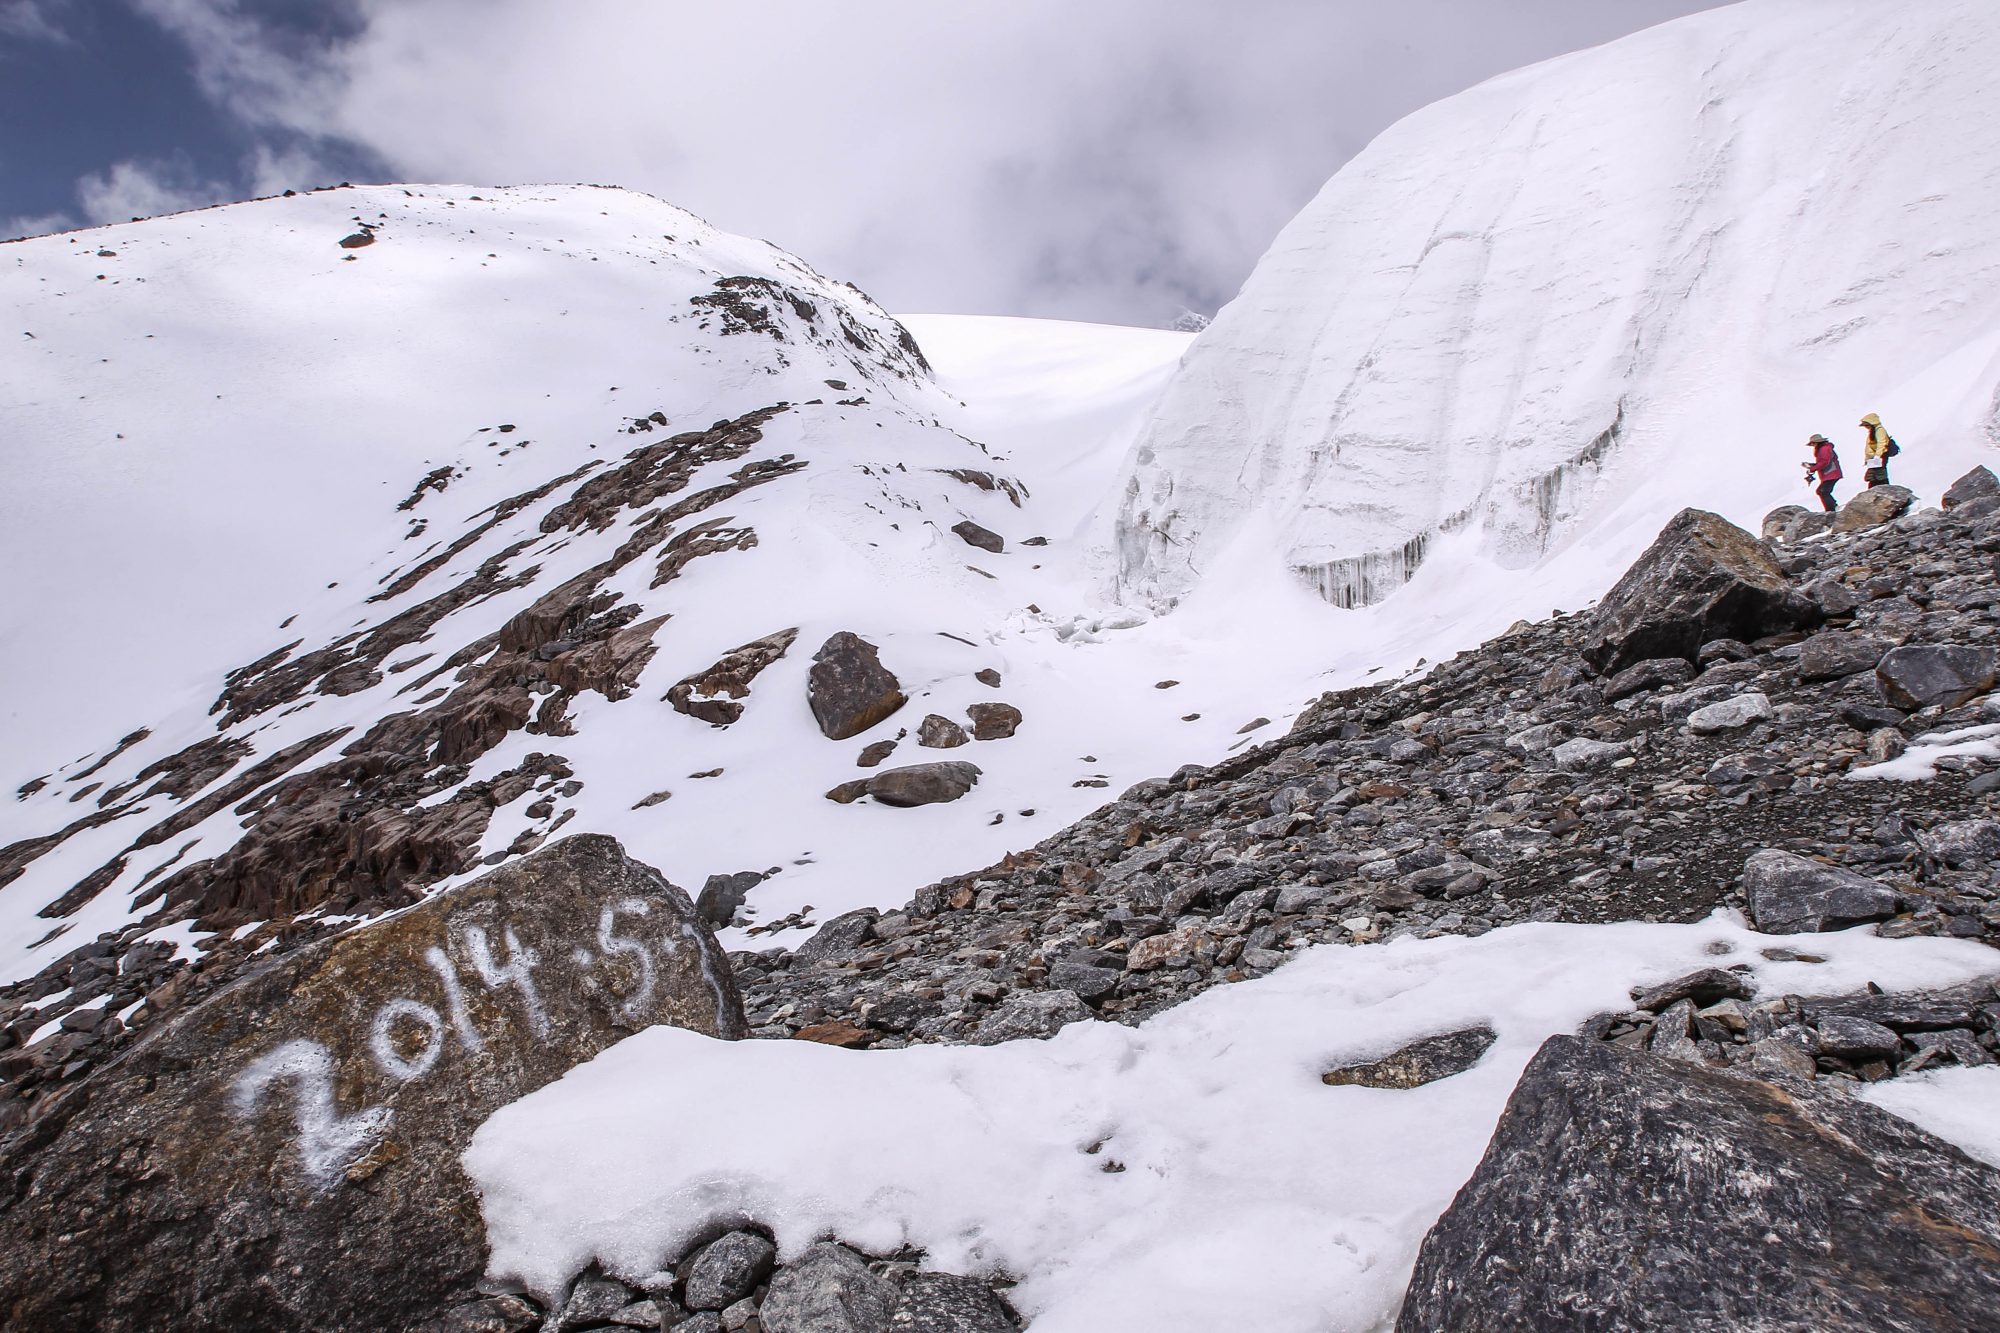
806,632 -> 907,740
950,519 -> 1005,554
666,628 -> 799,727
1583,509 -> 1819,675
1396,1035 -> 2000,1332
759,1243 -> 896,1333
1743,848 -> 1898,935
1321,1026 -> 1496,1089
865,761 -> 983,808
966,702 -> 1023,740
0,835 -> 743,1333
917,714 -> 971,749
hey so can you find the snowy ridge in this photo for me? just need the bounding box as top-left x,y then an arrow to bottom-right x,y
1117,0 -> 2000,612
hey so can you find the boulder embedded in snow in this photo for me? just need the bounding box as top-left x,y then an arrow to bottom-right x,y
891,1273 -> 1020,1333
1743,848 -> 1897,934
1833,484 -> 1916,533
1321,1026 -> 1496,1089
1583,509 -> 1820,675
1797,630 -> 1888,681
0,835 -> 744,1333
807,632 -> 907,740
965,701 -> 1022,740
759,1243 -> 895,1333
1944,465 -> 2000,509
665,628 -> 798,726
950,519 -> 1005,554
1395,1035 -> 2000,1333
695,869 -> 768,930
864,761 -> 982,807
856,738 -> 898,767
917,713 -> 971,748
1875,644 -> 1998,711
683,1231 -> 777,1311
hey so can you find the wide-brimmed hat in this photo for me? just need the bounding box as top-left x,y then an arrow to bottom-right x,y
1860,413 -> 1882,426
1808,433 -> 1831,444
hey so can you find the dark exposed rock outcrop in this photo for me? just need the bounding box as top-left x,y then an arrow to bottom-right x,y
1583,508 -> 1820,674
1396,1035 -> 2000,1332
807,632 -> 907,740
0,836 -> 743,1333
667,628 -> 800,726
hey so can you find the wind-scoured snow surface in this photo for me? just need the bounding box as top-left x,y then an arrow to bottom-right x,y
468,918 -> 2000,1331
1118,0 -> 2000,614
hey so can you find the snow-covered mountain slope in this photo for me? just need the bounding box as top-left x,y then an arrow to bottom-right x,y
5,187 -> 1400,987
1117,0 -> 2000,616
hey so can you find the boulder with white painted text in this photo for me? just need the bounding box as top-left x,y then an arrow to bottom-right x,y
0,834 -> 743,1333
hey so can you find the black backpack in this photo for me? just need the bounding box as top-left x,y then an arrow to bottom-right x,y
1886,436 -> 1902,457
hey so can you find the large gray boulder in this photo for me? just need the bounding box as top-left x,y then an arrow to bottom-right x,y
1832,484 -> 1915,533
1875,644 -> 1998,711
807,632 -> 907,740
1395,1035 -> 2000,1332
1944,465 -> 2000,509
1583,509 -> 1820,676
1743,848 -> 1898,934
0,835 -> 744,1333
1797,630 -> 1888,681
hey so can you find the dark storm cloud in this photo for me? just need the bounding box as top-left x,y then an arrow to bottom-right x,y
25,0 -> 1727,323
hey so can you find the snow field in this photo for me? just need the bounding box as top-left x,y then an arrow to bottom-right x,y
467,915 -> 2000,1332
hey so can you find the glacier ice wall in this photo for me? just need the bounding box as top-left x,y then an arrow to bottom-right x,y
1116,0 -> 2000,609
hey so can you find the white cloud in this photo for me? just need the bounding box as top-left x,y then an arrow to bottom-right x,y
74,159 -> 227,224
131,0 -> 1728,323
1,209 -> 74,240
0,0 -> 76,46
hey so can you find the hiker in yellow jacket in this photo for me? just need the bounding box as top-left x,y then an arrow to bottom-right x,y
1860,412 -> 1897,488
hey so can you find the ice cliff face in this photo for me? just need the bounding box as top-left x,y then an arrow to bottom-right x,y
1116,0 -> 2000,610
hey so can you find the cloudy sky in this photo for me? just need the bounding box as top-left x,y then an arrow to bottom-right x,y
2,0 -> 1723,323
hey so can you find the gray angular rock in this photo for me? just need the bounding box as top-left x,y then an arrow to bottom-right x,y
916,714 -> 970,749
1925,820 -> 2000,868
1583,508 -> 1820,675
1502,722 -> 1568,756
554,1272 -> 638,1331
1686,691 -> 1773,734
1551,737 -> 1624,771
1761,504 -> 1832,544
0,836 -> 744,1333
890,1273 -> 1018,1332
1048,956 -> 1121,1001
950,520 -> 1004,554
1322,1027 -> 1496,1089
1743,848 -> 1897,934
1833,483 -> 1916,533
1630,967 -> 1755,1012
684,1231 -> 778,1311
865,761 -> 982,807
796,909 -> 879,965
1603,657 -> 1696,702
1395,1035 -> 2000,1333
808,632 -> 907,740
1875,644 -> 1998,711
1944,465 -> 2000,509
696,870 -> 768,931
970,989 -> 1094,1045
1797,630 -> 1888,682
760,1243 -> 895,1333
1814,1014 -> 1902,1062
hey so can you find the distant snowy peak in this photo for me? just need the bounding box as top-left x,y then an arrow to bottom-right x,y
1117,0 -> 2000,611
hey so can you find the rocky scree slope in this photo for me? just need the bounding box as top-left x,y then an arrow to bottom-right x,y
740,474 -> 2000,1051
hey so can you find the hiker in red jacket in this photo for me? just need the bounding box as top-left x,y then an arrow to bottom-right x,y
1802,433 -> 1842,512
